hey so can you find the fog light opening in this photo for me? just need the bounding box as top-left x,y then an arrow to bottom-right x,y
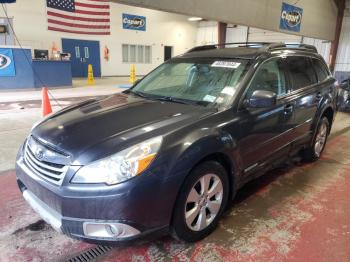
106,224 -> 120,236
83,222 -> 140,239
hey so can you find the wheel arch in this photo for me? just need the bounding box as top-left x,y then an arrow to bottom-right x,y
322,106 -> 334,133
169,150 -> 237,232
195,152 -> 237,201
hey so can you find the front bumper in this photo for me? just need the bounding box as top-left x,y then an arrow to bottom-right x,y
22,189 -> 62,233
16,155 -> 182,243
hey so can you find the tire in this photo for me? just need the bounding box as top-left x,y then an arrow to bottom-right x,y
302,116 -> 330,162
171,161 -> 229,242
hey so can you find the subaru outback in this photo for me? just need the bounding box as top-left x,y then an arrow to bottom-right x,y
16,42 -> 336,243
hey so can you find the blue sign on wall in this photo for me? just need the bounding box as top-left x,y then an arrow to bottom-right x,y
279,2 -> 303,32
0,48 -> 16,77
122,13 -> 146,31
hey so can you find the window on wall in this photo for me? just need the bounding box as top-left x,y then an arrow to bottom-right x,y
145,46 -> 151,63
129,45 -> 136,63
137,45 -> 144,63
122,44 -> 128,62
122,44 -> 152,64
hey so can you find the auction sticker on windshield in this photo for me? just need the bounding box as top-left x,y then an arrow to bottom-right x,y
211,61 -> 241,69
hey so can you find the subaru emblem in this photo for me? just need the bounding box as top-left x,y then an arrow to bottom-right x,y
36,149 -> 44,160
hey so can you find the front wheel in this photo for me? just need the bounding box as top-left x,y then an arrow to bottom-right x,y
171,161 -> 229,242
302,116 -> 330,162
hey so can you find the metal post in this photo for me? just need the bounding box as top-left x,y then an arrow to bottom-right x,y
329,0 -> 345,72
218,22 -> 227,46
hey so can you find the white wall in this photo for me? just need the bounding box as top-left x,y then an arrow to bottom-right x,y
247,27 -> 302,43
0,0 -> 198,76
226,25 -> 247,43
196,21 -> 217,45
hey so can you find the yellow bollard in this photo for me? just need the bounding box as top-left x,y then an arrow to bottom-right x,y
87,64 -> 95,85
129,64 -> 137,84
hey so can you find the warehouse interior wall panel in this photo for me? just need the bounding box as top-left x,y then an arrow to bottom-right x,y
247,27 -> 302,43
226,25 -> 248,43
335,16 -> 350,73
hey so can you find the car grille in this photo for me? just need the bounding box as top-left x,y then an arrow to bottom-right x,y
23,137 -> 69,186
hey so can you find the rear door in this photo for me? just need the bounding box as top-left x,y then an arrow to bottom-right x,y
237,57 -> 294,176
284,56 -> 321,145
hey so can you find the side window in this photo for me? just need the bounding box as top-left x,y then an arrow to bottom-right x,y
286,56 -> 317,90
312,58 -> 330,82
246,58 -> 286,98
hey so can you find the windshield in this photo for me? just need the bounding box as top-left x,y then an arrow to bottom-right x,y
130,58 -> 250,107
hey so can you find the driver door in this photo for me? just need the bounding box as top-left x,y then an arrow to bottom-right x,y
236,57 -> 294,177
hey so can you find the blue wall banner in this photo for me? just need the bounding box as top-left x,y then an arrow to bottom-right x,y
279,2 -> 303,32
0,48 -> 16,77
122,13 -> 146,31
0,0 -> 16,3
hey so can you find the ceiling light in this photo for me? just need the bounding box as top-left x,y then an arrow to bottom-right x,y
188,17 -> 202,22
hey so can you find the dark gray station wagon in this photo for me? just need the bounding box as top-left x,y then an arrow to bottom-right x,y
16,43 -> 337,243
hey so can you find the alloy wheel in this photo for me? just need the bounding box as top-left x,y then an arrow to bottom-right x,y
184,173 -> 223,231
314,121 -> 328,157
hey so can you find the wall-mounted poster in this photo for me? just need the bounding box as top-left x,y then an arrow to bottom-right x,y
122,13 -> 146,31
279,2 -> 303,32
0,48 -> 16,77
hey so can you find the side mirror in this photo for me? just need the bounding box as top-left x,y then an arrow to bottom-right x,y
246,90 -> 277,108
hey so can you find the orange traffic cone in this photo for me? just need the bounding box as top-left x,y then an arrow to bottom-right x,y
42,87 -> 52,117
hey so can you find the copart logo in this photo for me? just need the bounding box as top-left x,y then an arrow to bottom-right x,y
0,54 -> 11,70
281,10 -> 302,27
123,17 -> 145,28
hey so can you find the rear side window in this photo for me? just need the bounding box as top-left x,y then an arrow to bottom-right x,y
312,58 -> 330,82
286,56 -> 317,90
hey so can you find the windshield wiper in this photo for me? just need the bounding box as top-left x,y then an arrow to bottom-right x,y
129,91 -> 202,106
129,90 -> 150,99
154,96 -> 197,105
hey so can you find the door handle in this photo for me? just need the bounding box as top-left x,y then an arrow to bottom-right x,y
315,92 -> 322,101
284,104 -> 294,114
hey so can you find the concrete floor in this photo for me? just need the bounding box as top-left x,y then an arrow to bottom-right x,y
0,84 -> 349,261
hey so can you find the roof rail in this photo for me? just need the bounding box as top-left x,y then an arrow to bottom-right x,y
186,42 -> 273,53
267,43 -> 318,53
187,42 -> 318,53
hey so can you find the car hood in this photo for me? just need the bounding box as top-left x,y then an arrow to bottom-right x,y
31,92 -> 215,164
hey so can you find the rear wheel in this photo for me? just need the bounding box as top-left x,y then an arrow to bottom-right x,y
302,116 -> 329,162
171,161 -> 229,242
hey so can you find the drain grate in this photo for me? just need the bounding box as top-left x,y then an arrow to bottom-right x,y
62,245 -> 112,262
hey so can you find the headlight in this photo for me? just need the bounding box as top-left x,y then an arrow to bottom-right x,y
71,136 -> 162,185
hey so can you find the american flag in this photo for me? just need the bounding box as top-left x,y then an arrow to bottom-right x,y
46,0 -> 110,35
